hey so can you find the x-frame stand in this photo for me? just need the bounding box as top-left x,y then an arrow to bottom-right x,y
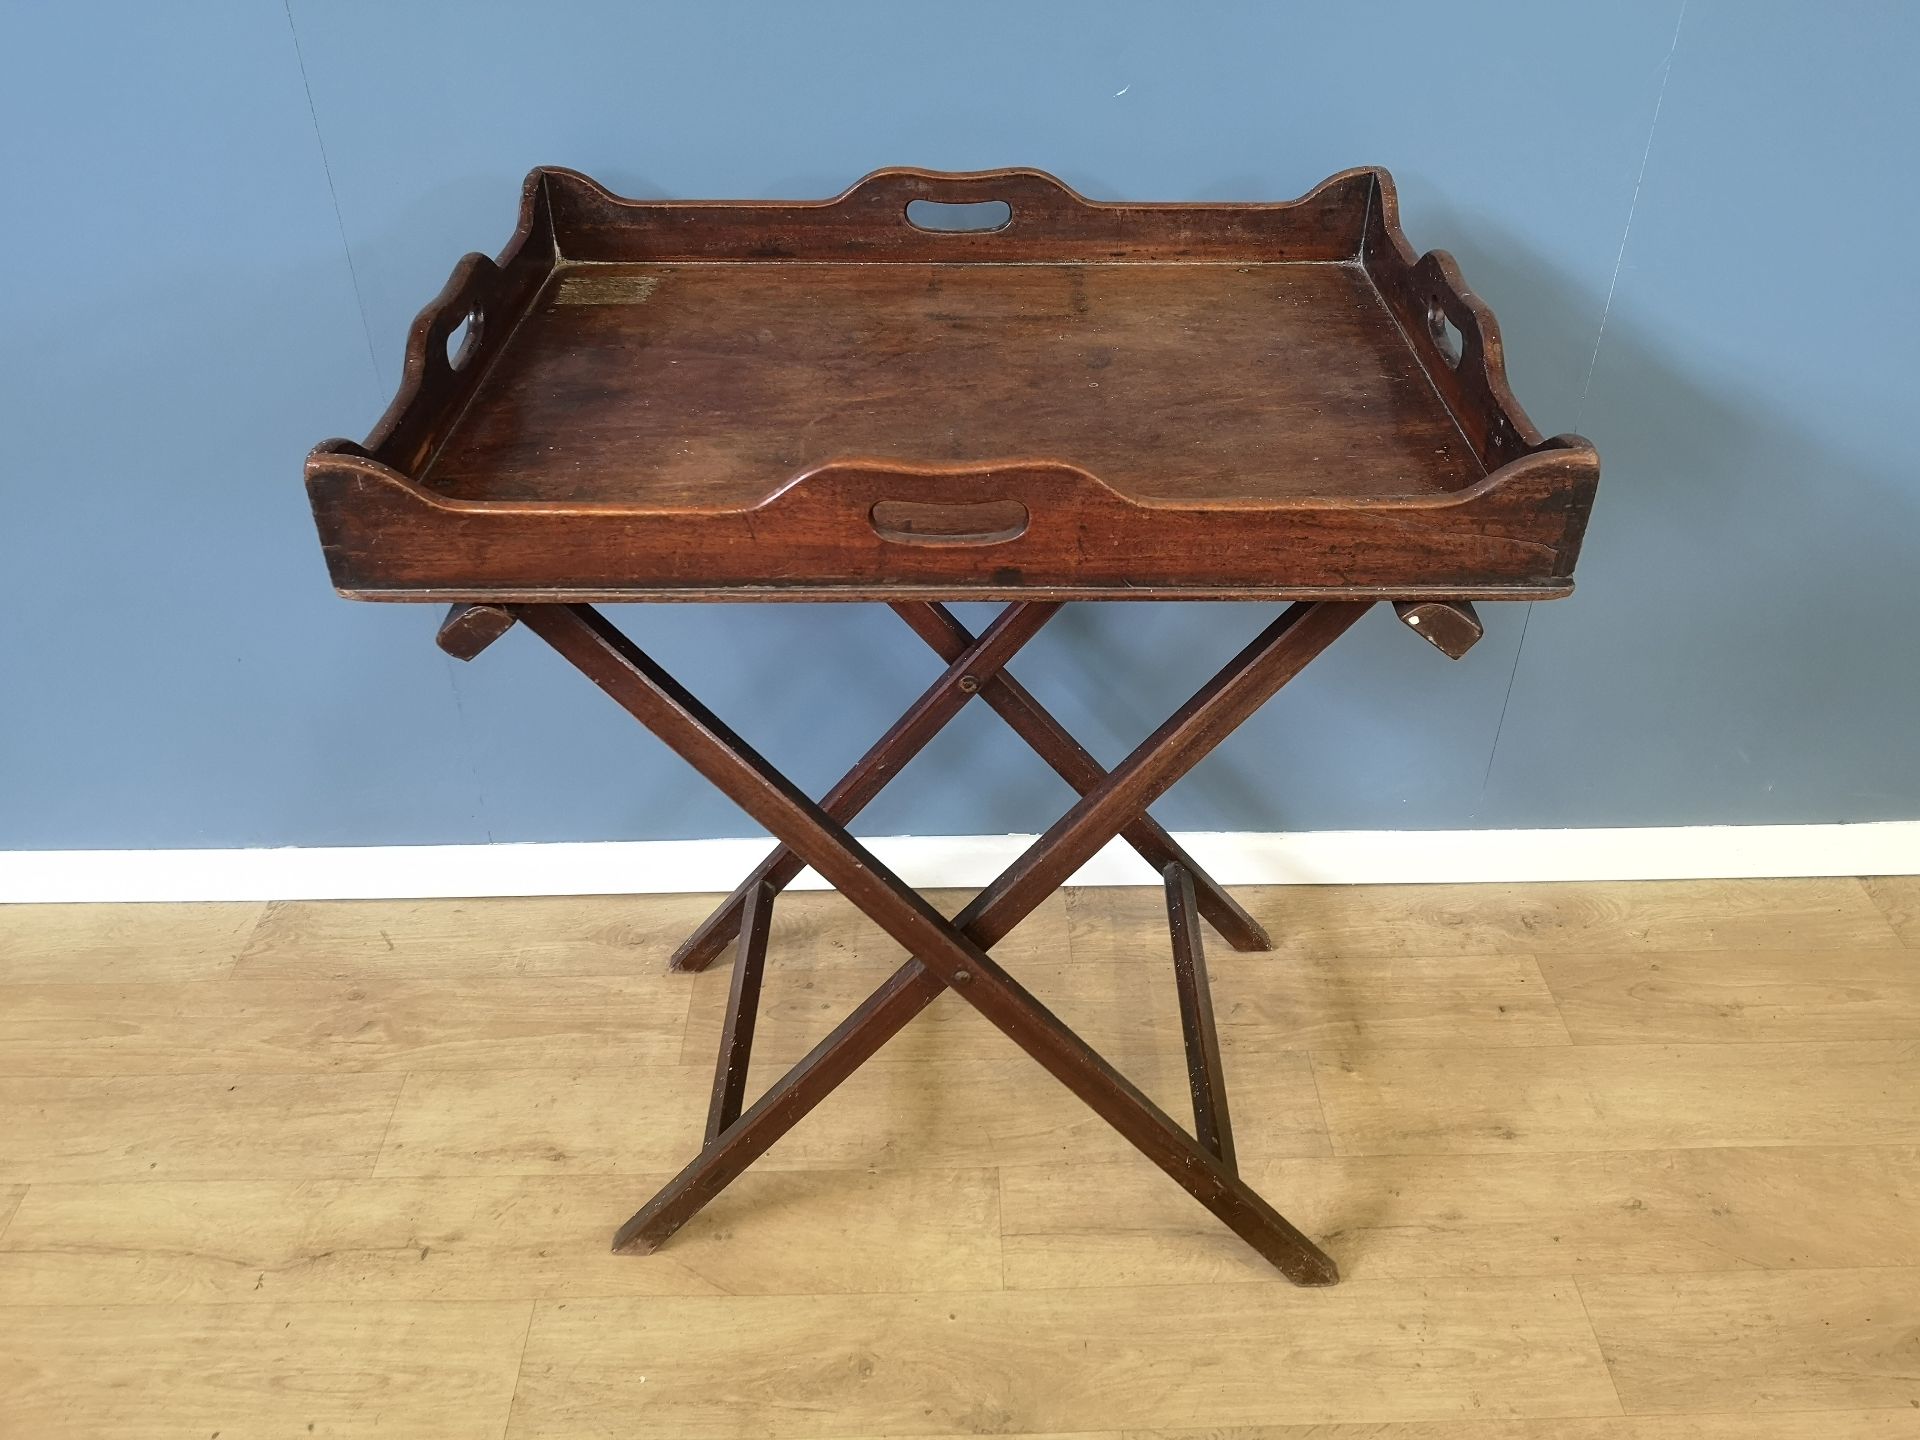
438,594 -> 1483,1286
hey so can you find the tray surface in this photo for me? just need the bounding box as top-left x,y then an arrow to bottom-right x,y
430,261 -> 1482,507
305,166 -> 1599,601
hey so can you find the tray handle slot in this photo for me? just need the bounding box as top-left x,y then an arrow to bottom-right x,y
843,167 -> 1082,235
766,459 -> 1131,561
1426,300 -> 1465,369
419,256 -> 496,384
443,309 -> 483,371
905,198 -> 1013,234
1359,171 -> 1551,472
363,252 -> 508,475
869,497 -> 1030,546
358,170 -> 558,477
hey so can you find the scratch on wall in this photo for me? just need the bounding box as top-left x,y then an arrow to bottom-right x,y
1484,0 -> 1689,795
1578,0 -> 1690,430
281,0 -> 383,404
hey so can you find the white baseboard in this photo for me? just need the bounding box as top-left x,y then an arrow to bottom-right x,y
1,822 -> 1915,904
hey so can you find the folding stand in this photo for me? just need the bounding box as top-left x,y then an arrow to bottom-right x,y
309,164 -> 1591,1290
439,595 -> 1483,1286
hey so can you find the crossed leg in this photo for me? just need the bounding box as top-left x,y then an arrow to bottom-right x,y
512,600 -> 1369,1285
667,600 -> 1266,972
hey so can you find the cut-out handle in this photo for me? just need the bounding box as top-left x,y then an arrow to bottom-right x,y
445,309 -> 482,369
869,497 -> 1030,547
413,251 -> 501,385
839,167 -> 1082,235
905,198 -> 1013,233
1426,299 -> 1463,367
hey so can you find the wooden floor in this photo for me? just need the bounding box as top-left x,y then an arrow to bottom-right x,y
2,876 -> 1918,1438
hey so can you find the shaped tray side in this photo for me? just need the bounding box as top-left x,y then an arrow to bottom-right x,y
538,163 -> 1378,264
307,166 -> 1599,601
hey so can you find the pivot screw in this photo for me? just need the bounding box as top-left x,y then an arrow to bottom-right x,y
957,674 -> 980,693
953,969 -> 972,985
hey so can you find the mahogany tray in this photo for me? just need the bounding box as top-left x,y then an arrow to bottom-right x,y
306,166 -> 1599,601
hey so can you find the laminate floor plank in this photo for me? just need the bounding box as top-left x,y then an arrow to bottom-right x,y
506,1279 -> 1619,1437
236,889 -> 1067,982
1000,1146 -> 1920,1286
1070,879 -> 1900,964
0,972 -> 692,1076
235,892 -> 738,980
10,880 -> 1919,1437
1121,1411 -> 1920,1438
1579,1269 -> 1920,1414
0,1072 -> 405,1183
1863,876 -> 1920,948
1312,1041 -> 1920,1155
1539,947 -> 1920,1044
373,1048 -> 1329,1178
0,1169 -> 1002,1303
0,901 -> 265,984
0,1300 -> 532,1439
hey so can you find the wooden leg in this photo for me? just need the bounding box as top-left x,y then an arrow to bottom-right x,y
667,600 -> 1060,972
891,601 -> 1271,953
705,880 -> 774,1144
670,597 -> 1269,973
516,600 -> 1365,1284
957,603 -> 1366,931
1165,862 -> 1235,1169
617,957 -> 947,1254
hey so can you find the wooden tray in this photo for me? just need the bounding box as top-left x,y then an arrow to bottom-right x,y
306,167 -> 1599,601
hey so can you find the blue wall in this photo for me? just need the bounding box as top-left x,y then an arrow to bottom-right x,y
4,1 -> 1916,850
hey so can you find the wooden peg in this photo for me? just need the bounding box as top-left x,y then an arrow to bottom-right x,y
436,603 -> 517,660
1393,600 -> 1483,659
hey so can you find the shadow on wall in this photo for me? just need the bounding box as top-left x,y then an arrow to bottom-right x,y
1458,220 -> 1920,826
1033,209 -> 1919,834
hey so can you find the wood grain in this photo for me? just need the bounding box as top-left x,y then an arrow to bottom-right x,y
1539,947 -> 1920,1043
1070,879 -> 1575,1050
0,972 -> 690,1075
235,892 -> 736,980
1863,875 -> 1920,947
684,947 -> 1162,1070
680,884 -> 1070,983
1311,1041 -> 1920,1155
507,1280 -> 1618,1437
1001,1146 -> 1920,1286
542,164 -> 1377,266
1265,876 -> 1900,953
0,901 -> 264,984
1579,1269 -> 1920,1413
0,1072 -> 403,1182
306,166 -> 1599,600
373,1049 -> 1326,1177
373,1064 -> 707,1177
0,1169 -> 1001,1303
235,888 -> 1058,983
8,883 -> 1920,1436
431,261 -> 1483,508
1216,951 -> 1570,1049
0,1301 -> 531,1440
1124,1412 -> 1920,1437
1071,879 -> 1902,963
